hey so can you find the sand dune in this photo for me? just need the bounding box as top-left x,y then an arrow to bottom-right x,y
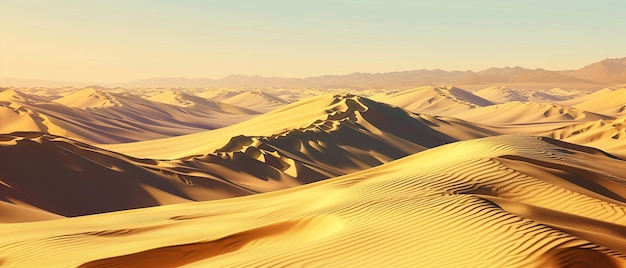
0,105 -> 71,137
473,86 -> 528,103
0,88 -> 50,103
527,88 -> 590,102
148,89 -> 210,107
220,91 -> 288,113
453,101 -> 610,124
147,89 -> 259,114
103,93 -> 495,159
54,87 -> 123,108
3,85 -> 626,267
545,116 -> 626,158
0,95 -> 498,220
195,88 -> 242,101
474,86 -> 590,104
0,88 -> 259,143
1,135 -> 625,267
562,86 -> 626,116
370,86 -> 493,115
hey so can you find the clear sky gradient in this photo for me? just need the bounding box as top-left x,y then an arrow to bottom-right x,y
1,0 -> 625,82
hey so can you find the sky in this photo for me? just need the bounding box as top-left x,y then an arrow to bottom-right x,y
1,0 -> 625,83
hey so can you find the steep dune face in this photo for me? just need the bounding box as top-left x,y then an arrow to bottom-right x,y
1,136 -> 625,267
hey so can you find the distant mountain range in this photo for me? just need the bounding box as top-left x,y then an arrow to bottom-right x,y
2,57 -> 625,89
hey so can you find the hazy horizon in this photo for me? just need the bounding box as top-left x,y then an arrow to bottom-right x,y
2,0 -> 625,83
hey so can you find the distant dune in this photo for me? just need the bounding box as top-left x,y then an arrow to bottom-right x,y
370,86 -> 493,115
0,87 -> 261,143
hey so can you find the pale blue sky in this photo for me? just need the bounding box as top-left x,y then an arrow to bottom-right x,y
1,0 -> 624,82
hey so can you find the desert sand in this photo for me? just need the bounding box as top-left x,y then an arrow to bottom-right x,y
1,84 -> 626,267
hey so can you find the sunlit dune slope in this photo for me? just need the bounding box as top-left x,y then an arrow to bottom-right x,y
103,93 -> 495,159
473,86 -> 589,104
0,88 -> 50,103
1,135 -> 625,267
0,103 -> 71,137
561,86 -> 626,116
53,87 -> 123,108
452,101 -> 610,124
194,88 -> 241,101
0,89 -> 79,137
370,85 -> 493,115
527,88 -> 589,102
220,91 -> 288,113
148,89 -> 258,114
545,115 -> 626,158
473,86 -> 528,103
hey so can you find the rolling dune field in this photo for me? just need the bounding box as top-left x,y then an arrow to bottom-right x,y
1,85 -> 626,267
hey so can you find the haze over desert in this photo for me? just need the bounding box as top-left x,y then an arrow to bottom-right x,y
2,0 -> 626,267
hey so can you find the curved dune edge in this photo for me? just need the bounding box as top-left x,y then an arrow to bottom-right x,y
1,135 -> 626,267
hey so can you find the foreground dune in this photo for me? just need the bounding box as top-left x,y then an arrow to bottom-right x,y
1,135 -> 625,267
